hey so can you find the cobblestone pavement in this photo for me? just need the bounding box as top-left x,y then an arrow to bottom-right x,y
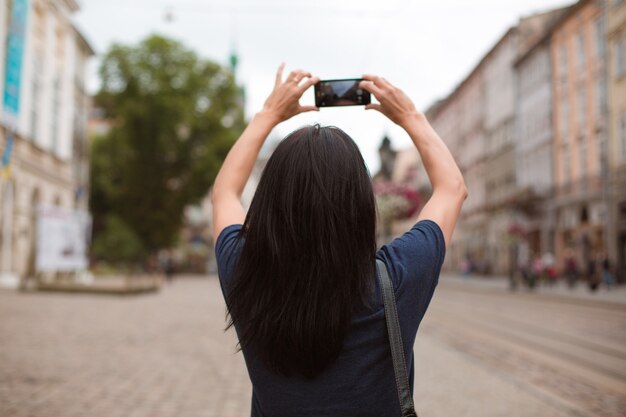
0,277 -> 250,417
0,275 -> 624,417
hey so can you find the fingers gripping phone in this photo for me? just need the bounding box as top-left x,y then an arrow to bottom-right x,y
314,79 -> 371,107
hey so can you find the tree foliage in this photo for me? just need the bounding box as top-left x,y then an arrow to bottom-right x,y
91,214 -> 145,264
90,35 -> 244,262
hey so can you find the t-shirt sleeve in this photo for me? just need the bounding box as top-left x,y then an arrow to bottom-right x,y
215,224 -> 244,297
376,220 -> 446,316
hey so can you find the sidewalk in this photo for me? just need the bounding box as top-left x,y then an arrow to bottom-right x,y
0,276 -> 585,417
440,273 -> 626,306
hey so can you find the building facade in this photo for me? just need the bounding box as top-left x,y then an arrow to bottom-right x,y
550,0 -> 608,272
512,8 -> 572,268
383,0 -> 626,279
0,0 -> 93,280
515,42 -> 555,256
403,3 -> 612,277
606,0 -> 626,278
481,29 -> 521,275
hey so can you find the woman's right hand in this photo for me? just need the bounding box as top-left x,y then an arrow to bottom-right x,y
359,75 -> 422,128
260,64 -> 319,125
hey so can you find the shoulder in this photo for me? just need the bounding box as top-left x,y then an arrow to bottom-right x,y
215,224 -> 243,256
215,224 -> 244,293
376,220 -> 446,293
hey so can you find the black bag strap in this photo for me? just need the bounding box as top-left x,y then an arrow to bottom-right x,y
376,259 -> 418,417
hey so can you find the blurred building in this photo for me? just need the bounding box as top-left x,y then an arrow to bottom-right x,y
607,0 -> 626,277
513,7 -> 574,263
550,0 -> 607,270
424,10 -> 566,275
481,28 -> 520,276
0,0 -> 94,280
412,1 -> 623,277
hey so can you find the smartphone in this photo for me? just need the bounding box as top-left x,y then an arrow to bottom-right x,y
314,79 -> 371,107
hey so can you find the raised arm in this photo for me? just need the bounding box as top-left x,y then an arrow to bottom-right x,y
211,65 -> 319,243
360,75 -> 467,247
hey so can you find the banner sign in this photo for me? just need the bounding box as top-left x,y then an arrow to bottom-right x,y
36,206 -> 92,272
2,0 -> 29,128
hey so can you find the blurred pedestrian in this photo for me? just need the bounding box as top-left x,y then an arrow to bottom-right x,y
509,243 -> 519,291
159,249 -> 176,283
601,253 -> 615,290
462,253 -> 473,276
542,251 -> 557,286
211,66 -> 467,415
529,253 -> 542,290
564,249 -> 578,289
517,243 -> 531,289
586,255 -> 599,292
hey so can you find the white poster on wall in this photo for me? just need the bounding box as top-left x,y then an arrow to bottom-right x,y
36,206 -> 91,272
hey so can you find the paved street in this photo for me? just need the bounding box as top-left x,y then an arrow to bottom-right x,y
419,278 -> 626,417
1,275 -> 625,417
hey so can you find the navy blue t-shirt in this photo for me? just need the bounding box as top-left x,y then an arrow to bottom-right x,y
215,220 -> 445,417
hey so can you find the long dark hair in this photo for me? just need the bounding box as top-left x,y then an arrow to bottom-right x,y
225,125 -> 377,378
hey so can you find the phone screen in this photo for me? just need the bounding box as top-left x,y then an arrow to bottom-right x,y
314,79 -> 371,107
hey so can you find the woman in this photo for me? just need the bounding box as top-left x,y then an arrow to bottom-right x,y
212,65 -> 467,416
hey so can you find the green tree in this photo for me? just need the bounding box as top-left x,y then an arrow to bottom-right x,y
90,34 -> 244,263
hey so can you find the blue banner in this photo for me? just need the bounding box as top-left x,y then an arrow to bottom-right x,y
3,0 -> 29,125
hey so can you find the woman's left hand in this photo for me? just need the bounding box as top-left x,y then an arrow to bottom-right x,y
260,64 -> 319,124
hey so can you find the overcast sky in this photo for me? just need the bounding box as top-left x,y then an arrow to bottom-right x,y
74,0 -> 573,173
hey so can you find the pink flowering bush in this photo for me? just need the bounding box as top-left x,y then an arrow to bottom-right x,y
373,180 -> 421,222
507,223 -> 527,238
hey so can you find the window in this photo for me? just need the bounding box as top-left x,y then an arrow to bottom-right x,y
562,141 -> 570,183
617,36 -> 626,78
32,4 -> 45,39
4,1 -> 9,31
55,23 -> 65,57
75,54 -> 85,93
28,7 -> 45,142
578,85 -> 587,131
560,45 -> 568,80
560,98 -> 569,137
595,78 -> 606,118
594,18 -> 606,57
74,94 -> 85,138
599,131 -> 607,176
621,113 -> 626,162
579,137 -> 587,179
503,121 -> 512,145
30,54 -> 42,142
51,77 -> 61,153
577,32 -> 585,71
620,201 -> 626,220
